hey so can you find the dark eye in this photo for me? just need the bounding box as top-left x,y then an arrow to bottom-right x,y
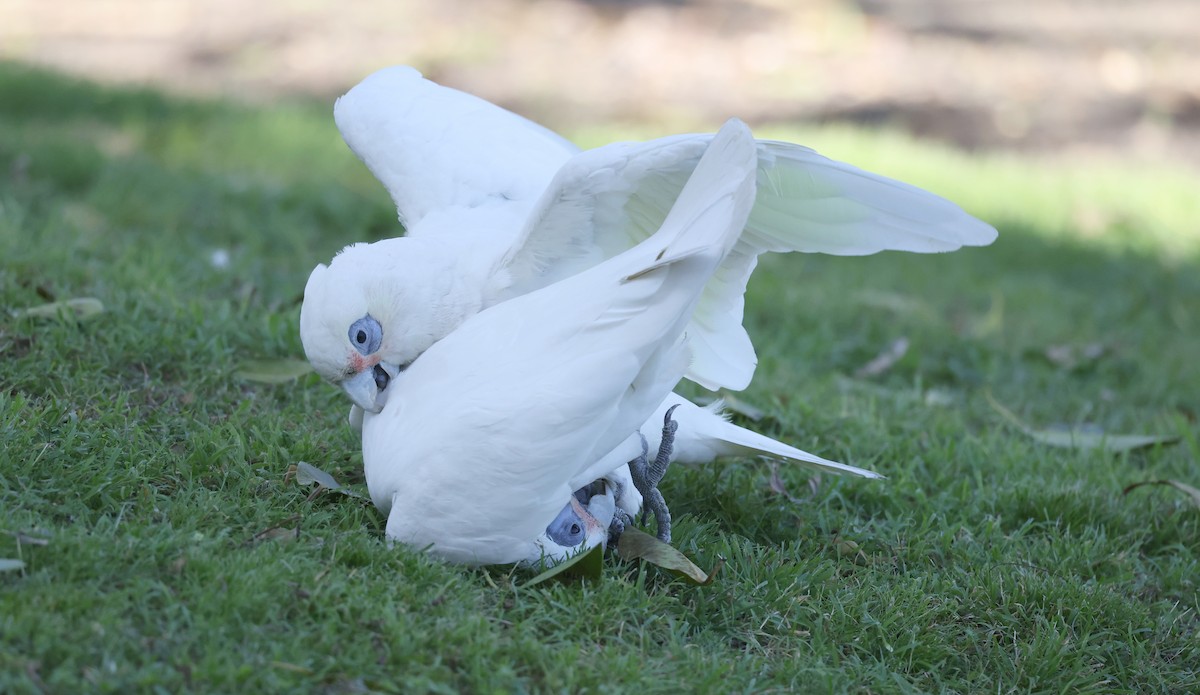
348,316 -> 382,355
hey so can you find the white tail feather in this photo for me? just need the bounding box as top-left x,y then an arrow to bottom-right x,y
647,394 -> 883,479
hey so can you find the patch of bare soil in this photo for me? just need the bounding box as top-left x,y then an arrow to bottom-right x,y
2,0 -> 1198,162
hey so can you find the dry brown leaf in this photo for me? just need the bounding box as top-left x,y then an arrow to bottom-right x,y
1123,480 -> 1200,508
854,337 -> 909,378
616,527 -> 722,585
986,392 -> 1179,453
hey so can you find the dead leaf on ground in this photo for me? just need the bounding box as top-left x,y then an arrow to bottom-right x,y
832,532 -> 869,564
235,358 -> 314,384
854,337 -> 910,378
616,526 -> 722,585
1123,480 -> 1200,508
768,462 -> 818,504
986,392 -> 1180,453
256,527 -> 299,543
853,290 -> 936,320
7,530 -> 50,546
247,523 -> 300,546
1042,342 -> 1108,371
291,461 -> 367,500
522,542 -> 604,587
17,297 -> 105,321
967,291 -> 1005,338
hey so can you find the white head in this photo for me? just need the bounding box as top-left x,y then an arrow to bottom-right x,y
299,237 -> 484,413
525,479 -> 617,568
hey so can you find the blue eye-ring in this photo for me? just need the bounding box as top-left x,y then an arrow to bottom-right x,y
348,315 -> 383,355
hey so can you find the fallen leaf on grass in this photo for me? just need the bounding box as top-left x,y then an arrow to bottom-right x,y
522,542 -> 604,587
1123,480 -> 1200,508
291,461 -> 367,500
967,291 -> 1005,338
0,559 -> 26,572
17,297 -> 105,320
245,515 -> 301,546
255,527 -> 299,544
833,536 -> 868,564
7,530 -> 50,546
235,358 -> 314,384
616,526 -> 722,585
986,392 -> 1180,453
853,290 -> 937,320
854,337 -> 909,378
1041,342 -> 1108,371
768,462 -> 818,504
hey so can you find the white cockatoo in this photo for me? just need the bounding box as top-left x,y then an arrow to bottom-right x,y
359,119 -> 758,565
299,66 -> 994,486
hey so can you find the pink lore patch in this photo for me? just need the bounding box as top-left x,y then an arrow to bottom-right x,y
348,351 -> 379,374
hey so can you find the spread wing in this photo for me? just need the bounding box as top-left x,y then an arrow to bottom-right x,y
368,121 -> 760,564
334,66 -> 578,231
500,133 -> 998,391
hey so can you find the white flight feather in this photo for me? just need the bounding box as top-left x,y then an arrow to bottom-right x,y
333,65 -> 577,231
360,120 -> 759,565
334,68 -> 997,393
313,66 -> 992,507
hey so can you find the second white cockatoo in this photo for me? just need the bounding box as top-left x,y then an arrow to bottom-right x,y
299,67 -> 994,488
359,119 -> 757,565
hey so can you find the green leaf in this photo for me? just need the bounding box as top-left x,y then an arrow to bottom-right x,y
0,559 -> 26,573
1123,480 -> 1200,508
986,392 -> 1180,453
616,527 -> 722,585
18,297 -> 105,320
235,358 -> 314,384
521,542 -> 604,587
292,462 -> 365,500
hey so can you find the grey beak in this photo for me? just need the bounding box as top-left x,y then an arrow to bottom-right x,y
341,369 -> 382,414
340,361 -> 401,414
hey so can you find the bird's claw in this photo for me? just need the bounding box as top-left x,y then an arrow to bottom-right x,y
608,507 -> 631,544
629,404 -> 680,543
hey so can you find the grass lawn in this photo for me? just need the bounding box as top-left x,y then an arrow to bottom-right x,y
2,62 -> 1198,693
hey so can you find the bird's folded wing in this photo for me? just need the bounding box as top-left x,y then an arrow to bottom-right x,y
500,134 -> 998,391
334,66 -> 578,231
381,121 -> 759,542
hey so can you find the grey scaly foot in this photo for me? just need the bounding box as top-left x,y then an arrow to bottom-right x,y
610,434 -> 649,544
629,404 -> 680,543
608,506 -> 631,545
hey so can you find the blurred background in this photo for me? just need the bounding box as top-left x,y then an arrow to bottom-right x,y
2,0 -> 1199,165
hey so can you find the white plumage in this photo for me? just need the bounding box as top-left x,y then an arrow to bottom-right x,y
299,66 -> 998,562
301,66 -> 992,474
359,120 -> 758,565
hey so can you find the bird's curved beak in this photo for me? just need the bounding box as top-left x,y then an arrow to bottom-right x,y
340,361 -> 401,414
